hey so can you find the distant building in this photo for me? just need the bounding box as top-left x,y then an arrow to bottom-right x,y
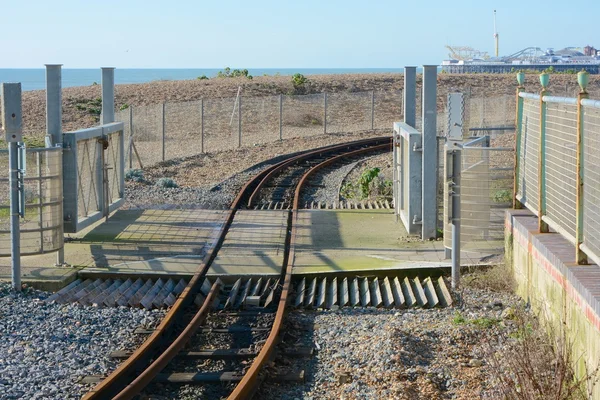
584,45 -> 597,56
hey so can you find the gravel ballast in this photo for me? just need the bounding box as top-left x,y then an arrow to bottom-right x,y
258,285 -> 524,400
0,283 -> 164,400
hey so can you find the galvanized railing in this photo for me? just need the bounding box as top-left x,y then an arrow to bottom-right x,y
62,122 -> 125,233
515,83 -> 600,265
0,146 -> 63,256
443,136 -> 514,252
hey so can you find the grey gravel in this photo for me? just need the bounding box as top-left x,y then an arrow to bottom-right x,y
0,282 -> 164,399
257,286 -> 525,400
301,161 -> 358,205
124,165 -> 272,210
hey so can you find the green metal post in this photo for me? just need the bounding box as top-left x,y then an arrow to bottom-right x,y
538,86 -> 548,233
513,73 -> 525,209
576,70 -> 589,264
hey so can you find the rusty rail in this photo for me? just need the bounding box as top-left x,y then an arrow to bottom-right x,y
228,140 -> 391,399
246,137 -> 391,208
83,136 -> 390,400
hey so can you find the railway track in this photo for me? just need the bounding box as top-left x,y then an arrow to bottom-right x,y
81,136 -> 392,400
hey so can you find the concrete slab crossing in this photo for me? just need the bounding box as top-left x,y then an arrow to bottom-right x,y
2,208 -> 499,290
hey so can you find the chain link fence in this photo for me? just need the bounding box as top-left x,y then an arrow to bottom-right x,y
117,90 -> 404,168
0,147 -> 63,256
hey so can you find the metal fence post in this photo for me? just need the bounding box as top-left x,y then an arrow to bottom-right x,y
161,102 -> 166,161
238,96 -> 242,148
538,73 -> 549,233
451,147 -> 461,290
101,67 -> 115,125
371,90 -> 375,130
279,94 -> 283,141
201,98 -> 205,153
1,83 -> 23,291
514,73 -> 525,209
45,64 -> 64,265
45,64 -> 62,146
576,71 -> 589,265
128,106 -> 134,168
323,92 -> 327,134
421,65 -> 438,240
404,67 -> 416,128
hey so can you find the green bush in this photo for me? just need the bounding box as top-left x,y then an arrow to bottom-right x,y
493,189 -> 512,204
119,104 -> 129,111
291,73 -> 309,94
359,167 -> 381,198
197,75 -> 209,80
217,67 -> 252,79
156,177 -> 178,188
125,169 -> 144,182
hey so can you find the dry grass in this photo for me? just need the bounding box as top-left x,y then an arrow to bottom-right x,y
485,307 -> 599,400
462,264 -> 516,293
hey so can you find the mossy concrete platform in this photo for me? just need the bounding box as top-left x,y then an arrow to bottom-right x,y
0,209 -> 228,289
293,209 -> 498,275
1,208 -> 500,291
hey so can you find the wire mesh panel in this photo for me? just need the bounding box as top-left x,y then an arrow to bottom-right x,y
467,95 -> 515,130
583,103 -> 600,261
106,130 -> 124,208
203,97 -> 238,153
544,101 -> 578,240
241,95 -> 280,146
131,103 -> 163,167
443,138 -> 514,251
327,91 -> 371,133
282,93 -> 324,139
517,97 -> 540,213
374,90 -> 402,129
165,100 -> 203,159
76,137 -> 101,221
63,122 -> 125,233
0,148 -> 63,256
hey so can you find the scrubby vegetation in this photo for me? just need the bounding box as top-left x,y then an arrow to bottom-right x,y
217,67 -> 253,80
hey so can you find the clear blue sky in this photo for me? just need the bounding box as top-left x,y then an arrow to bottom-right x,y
1,0 -> 599,68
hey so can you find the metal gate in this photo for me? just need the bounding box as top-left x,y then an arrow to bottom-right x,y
444,136 -> 514,252
0,147 -> 63,256
62,122 -> 125,233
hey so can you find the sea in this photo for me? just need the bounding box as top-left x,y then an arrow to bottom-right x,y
0,68 -> 410,92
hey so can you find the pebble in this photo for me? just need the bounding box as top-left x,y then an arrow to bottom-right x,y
257,286 -> 526,399
0,283 -> 164,399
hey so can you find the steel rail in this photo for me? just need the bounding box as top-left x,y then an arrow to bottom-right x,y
228,140 -> 391,399
83,136 -> 390,400
246,137 -> 391,208
81,152 -> 302,400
